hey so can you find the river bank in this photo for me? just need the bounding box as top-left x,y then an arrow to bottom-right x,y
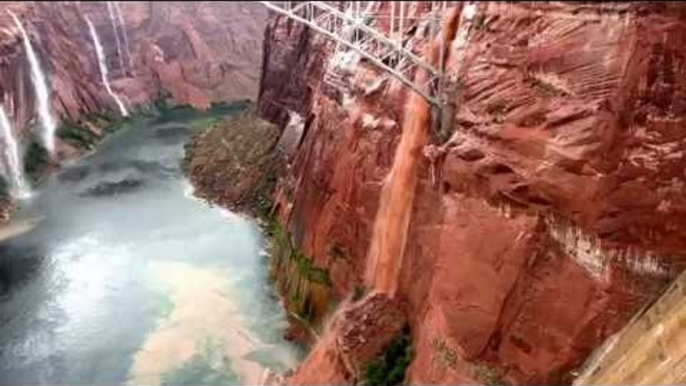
0,100 -> 300,385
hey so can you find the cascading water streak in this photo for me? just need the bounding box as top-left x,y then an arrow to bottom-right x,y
365,6 -> 469,297
85,16 -> 129,117
106,1 -> 126,74
0,106 -> 30,199
8,10 -> 57,156
113,1 -> 132,72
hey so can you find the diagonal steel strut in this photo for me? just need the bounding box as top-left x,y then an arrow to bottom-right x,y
260,1 -> 443,106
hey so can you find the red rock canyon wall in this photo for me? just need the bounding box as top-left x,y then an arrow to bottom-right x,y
258,2 -> 686,385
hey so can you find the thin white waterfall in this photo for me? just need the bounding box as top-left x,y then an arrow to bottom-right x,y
85,16 -> 129,117
106,1 -> 126,74
113,1 -> 132,71
0,106 -> 30,199
8,10 -> 57,156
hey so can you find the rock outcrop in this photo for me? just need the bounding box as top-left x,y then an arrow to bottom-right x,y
288,293 -> 408,386
257,2 -> 686,385
183,106 -> 283,214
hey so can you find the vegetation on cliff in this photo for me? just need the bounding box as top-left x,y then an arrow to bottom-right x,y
23,141 -> 50,183
57,119 -> 101,150
364,326 -> 413,386
23,104 -> 139,185
266,218 -> 332,322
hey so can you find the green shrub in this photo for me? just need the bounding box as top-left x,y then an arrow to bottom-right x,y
262,215 -> 332,287
291,292 -> 305,316
475,363 -> 505,386
0,177 -> 9,199
57,120 -> 99,149
352,285 -> 367,301
190,116 -> 223,131
364,327 -> 413,386
154,94 -> 173,115
264,215 -> 283,239
293,250 -> 332,287
23,141 -> 49,182
209,100 -> 250,115
253,168 -> 278,219
82,109 -> 117,125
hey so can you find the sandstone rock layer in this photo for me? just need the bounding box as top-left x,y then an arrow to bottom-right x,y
258,2 -> 686,384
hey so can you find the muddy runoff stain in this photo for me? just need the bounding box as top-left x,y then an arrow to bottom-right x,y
128,261 -> 293,385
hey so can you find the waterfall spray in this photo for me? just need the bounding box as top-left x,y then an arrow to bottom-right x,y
0,106 -> 30,199
106,1 -> 126,74
85,16 -> 129,117
8,10 -> 57,156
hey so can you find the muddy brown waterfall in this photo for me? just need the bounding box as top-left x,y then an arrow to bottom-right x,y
365,6 -> 465,297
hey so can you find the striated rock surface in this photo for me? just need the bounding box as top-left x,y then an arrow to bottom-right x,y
122,2 -> 267,109
257,2 -> 686,385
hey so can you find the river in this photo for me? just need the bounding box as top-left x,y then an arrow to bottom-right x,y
0,106 -> 301,385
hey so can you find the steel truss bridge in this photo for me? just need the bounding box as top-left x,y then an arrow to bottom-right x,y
259,1 -> 457,106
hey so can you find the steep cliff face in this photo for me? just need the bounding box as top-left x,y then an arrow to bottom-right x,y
120,2 -> 266,108
257,17 -> 327,140
0,1 -> 266,154
258,2 -> 686,384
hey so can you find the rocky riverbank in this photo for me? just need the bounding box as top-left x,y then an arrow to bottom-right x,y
182,106 -> 337,350
182,105 -> 284,217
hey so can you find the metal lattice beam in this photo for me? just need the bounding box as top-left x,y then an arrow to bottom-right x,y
260,1 -> 445,106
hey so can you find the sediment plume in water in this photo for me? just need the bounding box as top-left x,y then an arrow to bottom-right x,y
85,16 -> 129,117
365,6 -> 468,297
128,261 -> 281,385
0,106 -> 30,199
8,10 -> 57,155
